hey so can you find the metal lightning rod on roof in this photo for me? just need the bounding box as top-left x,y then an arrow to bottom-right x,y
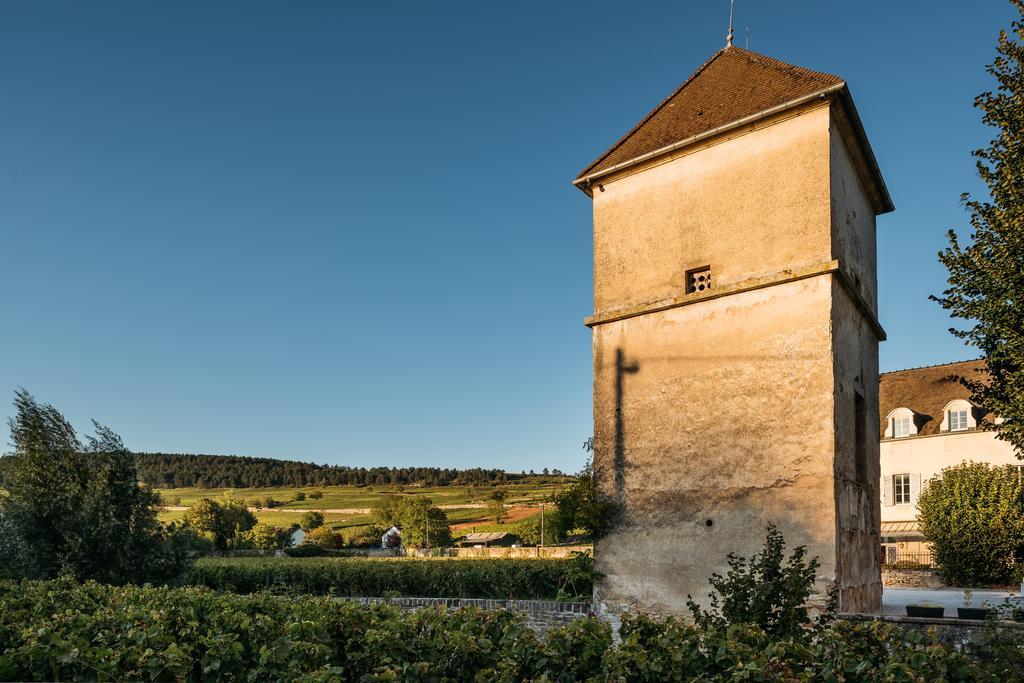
726,0 -> 735,47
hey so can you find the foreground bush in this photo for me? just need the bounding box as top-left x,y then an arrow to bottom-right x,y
0,578 -> 1015,681
184,555 -> 593,600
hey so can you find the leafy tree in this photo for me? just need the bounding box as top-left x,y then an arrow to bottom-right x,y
366,496 -> 450,548
488,490 -> 507,524
552,454 -> 618,540
183,496 -> 256,549
182,499 -> 225,544
308,490 -> 324,500
242,523 -> 291,551
917,462 -> 1024,585
687,524 -> 835,638
300,511 -> 325,532
933,3 -> 1024,454
0,512 -> 32,579
294,491 -> 306,502
397,497 -> 451,548
1,389 -> 187,583
305,525 -> 344,549
371,494 -> 404,528
346,525 -> 386,549
513,511 -> 561,546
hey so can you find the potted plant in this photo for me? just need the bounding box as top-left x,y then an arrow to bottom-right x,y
906,601 -> 945,618
957,589 -> 995,620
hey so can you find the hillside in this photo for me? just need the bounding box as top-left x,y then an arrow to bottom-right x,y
135,452 -> 562,489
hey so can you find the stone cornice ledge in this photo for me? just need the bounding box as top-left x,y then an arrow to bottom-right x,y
585,259 -> 887,341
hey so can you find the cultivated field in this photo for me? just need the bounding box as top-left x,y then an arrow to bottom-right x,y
156,481 -> 567,536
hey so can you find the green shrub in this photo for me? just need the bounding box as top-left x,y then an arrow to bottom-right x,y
305,525 -> 345,549
284,543 -> 329,558
918,462 -> 1024,586
235,523 -> 292,551
0,578 -> 1007,681
183,556 -> 592,600
687,522 -> 834,638
345,524 -> 385,548
300,510 -> 325,531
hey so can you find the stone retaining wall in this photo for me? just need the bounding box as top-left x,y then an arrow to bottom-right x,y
842,613 -> 1024,649
881,567 -> 943,588
344,597 -> 592,635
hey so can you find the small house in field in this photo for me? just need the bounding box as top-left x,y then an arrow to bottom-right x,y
381,525 -> 402,549
459,532 -> 519,548
290,527 -> 306,547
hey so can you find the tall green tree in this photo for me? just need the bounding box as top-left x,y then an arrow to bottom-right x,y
183,495 -> 256,549
552,445 -> 619,540
934,2 -> 1024,454
487,489 -> 507,524
1,389 -> 186,583
397,497 -> 451,548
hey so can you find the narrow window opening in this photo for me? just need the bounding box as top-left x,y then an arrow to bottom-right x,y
854,392 -> 868,487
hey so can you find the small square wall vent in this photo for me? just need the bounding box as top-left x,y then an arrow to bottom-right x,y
686,266 -> 712,294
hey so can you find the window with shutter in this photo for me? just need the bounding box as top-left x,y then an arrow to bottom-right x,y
910,473 -> 922,506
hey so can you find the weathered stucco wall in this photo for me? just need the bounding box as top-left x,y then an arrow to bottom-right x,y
592,104 -> 832,316
592,276 -> 839,616
830,279 -> 882,613
829,120 -> 879,311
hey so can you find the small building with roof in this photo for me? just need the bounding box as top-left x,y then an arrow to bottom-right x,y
458,532 -> 519,548
381,525 -> 402,549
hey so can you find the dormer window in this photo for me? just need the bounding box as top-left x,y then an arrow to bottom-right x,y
884,407 -> 917,439
941,399 -> 976,433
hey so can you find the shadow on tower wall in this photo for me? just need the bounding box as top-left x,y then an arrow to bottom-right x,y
614,347 -> 639,502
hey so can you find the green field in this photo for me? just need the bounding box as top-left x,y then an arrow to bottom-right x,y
156,481 -> 566,510
156,481 -> 566,535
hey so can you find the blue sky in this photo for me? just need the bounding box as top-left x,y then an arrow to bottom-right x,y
0,2 -> 1014,472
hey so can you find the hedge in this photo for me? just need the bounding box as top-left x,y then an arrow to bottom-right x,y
183,555 -> 592,600
0,578 -> 1015,681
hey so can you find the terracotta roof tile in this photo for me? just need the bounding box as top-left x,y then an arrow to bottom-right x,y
878,359 -> 992,438
576,46 -> 844,181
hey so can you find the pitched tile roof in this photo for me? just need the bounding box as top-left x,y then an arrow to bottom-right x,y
878,359 -> 992,438
575,46 -> 844,181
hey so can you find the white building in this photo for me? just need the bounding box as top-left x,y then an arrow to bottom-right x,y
381,525 -> 401,549
879,359 -> 1020,561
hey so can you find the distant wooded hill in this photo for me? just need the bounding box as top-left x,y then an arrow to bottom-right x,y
133,452 -> 548,489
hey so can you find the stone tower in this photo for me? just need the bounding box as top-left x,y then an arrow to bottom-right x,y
574,47 -> 892,616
